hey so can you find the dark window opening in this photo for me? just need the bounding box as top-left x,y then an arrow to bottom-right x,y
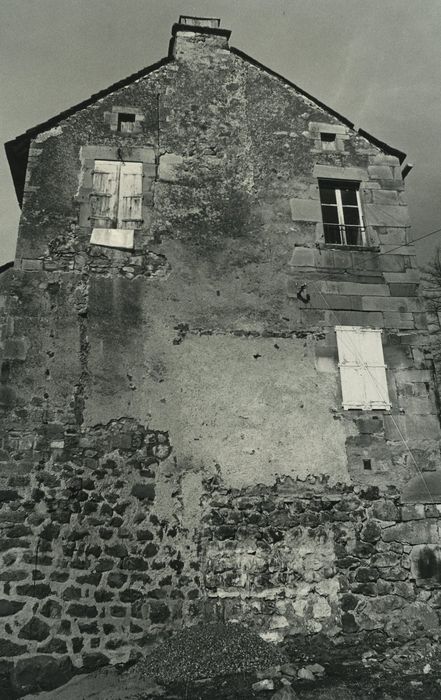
117,113 -> 136,133
319,179 -> 366,246
320,132 -> 336,150
363,459 -> 372,470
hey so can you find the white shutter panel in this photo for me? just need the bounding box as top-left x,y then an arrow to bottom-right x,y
117,162 -> 143,229
90,161 -> 120,228
336,326 -> 390,410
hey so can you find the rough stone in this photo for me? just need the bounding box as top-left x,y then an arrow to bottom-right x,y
18,616 -> 50,641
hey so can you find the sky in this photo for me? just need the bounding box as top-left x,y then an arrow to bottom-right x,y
1,0 -> 440,265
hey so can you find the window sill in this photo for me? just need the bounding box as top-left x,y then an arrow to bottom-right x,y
90,228 -> 134,250
317,243 -> 380,253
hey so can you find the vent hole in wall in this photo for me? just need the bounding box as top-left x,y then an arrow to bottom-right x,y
363,459 -> 372,470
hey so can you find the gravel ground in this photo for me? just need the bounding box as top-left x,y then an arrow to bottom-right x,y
140,622 -> 287,684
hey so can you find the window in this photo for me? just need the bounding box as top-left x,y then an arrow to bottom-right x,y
90,160 -> 143,229
320,132 -> 336,151
319,180 -> 366,246
335,326 -> 391,410
89,160 -> 143,249
117,113 -> 136,133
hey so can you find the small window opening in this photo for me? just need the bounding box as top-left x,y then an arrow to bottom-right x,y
320,132 -> 336,150
363,459 -> 372,470
118,113 -> 136,133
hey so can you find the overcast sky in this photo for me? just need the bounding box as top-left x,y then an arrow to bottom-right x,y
1,0 -> 440,265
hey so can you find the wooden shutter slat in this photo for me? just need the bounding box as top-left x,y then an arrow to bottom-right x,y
335,326 -> 390,410
91,161 -> 120,228
117,162 -> 143,228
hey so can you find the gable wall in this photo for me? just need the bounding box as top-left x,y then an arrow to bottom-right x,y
0,29 -> 440,695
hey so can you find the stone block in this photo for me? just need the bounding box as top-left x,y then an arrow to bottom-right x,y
18,616 -> 50,641
401,504 -> 425,521
372,190 -> 399,205
383,270 -> 420,284
158,153 -> 183,182
288,246 -> 315,267
351,251 -> 382,272
20,259 -> 43,271
318,281 -> 389,297
389,283 -> 418,297
332,250 -> 353,269
365,203 -> 410,228
383,415 -> 407,441
309,121 -> 348,135
313,248 -> 335,268
405,414 -> 440,440
402,472 -> 441,504
382,520 -> 439,544
289,198 -> 321,222
382,312 -> 415,329
331,310 -> 383,327
313,164 -> 368,181
368,165 -> 394,180
410,545 -> 441,583
307,293 -> 361,311
372,154 -> 401,166
379,255 -> 406,272
362,296 -> 422,312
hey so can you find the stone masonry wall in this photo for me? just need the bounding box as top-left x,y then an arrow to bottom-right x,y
1,19 -> 441,696
200,476 -> 441,647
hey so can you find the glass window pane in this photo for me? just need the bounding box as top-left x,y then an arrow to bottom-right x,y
340,188 -> 358,205
319,186 -> 337,205
345,226 -> 363,246
343,207 -> 361,226
324,224 -> 342,244
321,204 -> 339,224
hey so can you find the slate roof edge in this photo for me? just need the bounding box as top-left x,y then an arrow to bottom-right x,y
0,261 -> 14,275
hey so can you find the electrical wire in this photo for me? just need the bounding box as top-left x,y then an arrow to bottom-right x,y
378,226 -> 441,257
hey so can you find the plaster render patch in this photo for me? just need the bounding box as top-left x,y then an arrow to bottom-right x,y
87,332 -> 354,488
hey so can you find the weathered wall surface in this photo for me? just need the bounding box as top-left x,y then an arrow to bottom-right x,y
1,22 -> 441,696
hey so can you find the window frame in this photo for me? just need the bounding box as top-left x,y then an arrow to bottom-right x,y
319,179 -> 366,247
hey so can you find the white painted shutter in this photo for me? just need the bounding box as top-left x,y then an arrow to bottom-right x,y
117,162 -> 143,228
335,326 -> 390,410
90,161 -> 120,228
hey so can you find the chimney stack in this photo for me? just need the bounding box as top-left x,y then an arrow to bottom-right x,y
170,16 -> 231,58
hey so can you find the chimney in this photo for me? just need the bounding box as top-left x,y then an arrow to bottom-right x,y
170,16 -> 231,58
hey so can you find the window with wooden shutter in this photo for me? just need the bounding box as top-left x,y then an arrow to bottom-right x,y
90,161 -> 120,228
117,162 -> 143,228
335,326 -> 391,410
90,160 -> 143,250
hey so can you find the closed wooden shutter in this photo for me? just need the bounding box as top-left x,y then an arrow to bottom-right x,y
90,161 -> 120,228
117,162 -> 143,228
335,326 -> 390,410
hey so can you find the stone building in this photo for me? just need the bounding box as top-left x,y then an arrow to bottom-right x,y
1,14 -> 441,696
